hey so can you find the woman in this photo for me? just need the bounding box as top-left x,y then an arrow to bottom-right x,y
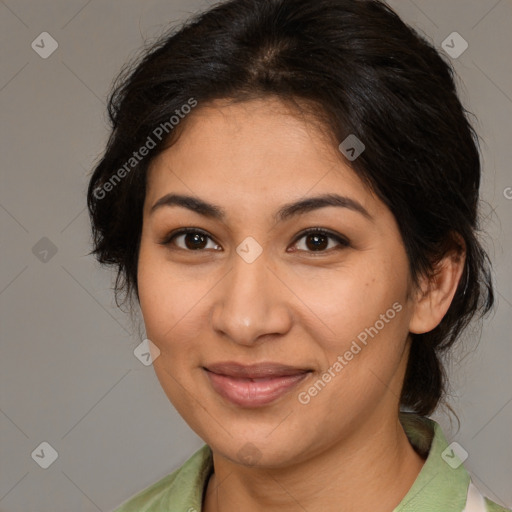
87,0 -> 507,510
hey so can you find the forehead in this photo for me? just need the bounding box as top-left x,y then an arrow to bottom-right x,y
145,97 -> 379,217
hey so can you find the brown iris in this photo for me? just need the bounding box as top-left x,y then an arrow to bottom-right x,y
305,233 -> 329,251
184,232 -> 208,250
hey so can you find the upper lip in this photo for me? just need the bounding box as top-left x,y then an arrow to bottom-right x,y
204,362 -> 311,379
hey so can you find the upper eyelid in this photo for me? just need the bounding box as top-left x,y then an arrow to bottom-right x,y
292,227 -> 349,244
160,227 -> 215,246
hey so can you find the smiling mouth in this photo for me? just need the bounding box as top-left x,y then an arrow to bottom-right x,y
203,362 -> 312,408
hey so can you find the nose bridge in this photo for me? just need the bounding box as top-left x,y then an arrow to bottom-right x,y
211,247 -> 291,345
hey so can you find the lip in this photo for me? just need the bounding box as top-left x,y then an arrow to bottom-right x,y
204,362 -> 312,408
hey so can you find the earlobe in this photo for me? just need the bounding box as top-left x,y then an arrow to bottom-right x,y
409,246 -> 466,335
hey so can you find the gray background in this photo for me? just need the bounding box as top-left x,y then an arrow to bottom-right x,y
0,0 -> 511,510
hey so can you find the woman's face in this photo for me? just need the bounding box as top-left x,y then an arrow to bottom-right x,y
137,97 -> 418,467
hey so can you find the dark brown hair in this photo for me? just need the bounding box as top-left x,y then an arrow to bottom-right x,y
87,0 -> 494,416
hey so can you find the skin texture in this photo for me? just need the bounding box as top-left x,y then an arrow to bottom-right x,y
137,98 -> 465,512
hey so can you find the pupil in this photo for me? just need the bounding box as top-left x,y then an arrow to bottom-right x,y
185,233 -> 207,250
307,234 -> 328,251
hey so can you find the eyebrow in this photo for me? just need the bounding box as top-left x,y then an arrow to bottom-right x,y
150,193 -> 372,222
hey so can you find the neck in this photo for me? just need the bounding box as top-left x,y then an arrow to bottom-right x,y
203,413 -> 426,512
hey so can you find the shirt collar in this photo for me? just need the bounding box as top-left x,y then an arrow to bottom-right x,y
395,413 -> 470,511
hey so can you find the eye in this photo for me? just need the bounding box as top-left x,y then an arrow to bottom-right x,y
289,228 -> 349,253
160,227 -> 349,254
160,228 -> 222,251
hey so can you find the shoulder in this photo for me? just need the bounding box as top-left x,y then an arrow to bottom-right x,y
396,414 -> 511,511
484,497 -> 512,512
113,444 -> 213,512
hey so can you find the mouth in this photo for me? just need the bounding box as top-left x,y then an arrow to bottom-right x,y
203,362 -> 312,408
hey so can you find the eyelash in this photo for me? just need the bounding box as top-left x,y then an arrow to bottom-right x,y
159,227 -> 350,254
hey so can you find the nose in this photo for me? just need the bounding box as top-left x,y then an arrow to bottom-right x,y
210,250 -> 293,346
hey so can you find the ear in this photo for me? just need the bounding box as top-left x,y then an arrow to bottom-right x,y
409,240 -> 466,335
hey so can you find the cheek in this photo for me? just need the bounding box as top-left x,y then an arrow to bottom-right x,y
286,258 -> 410,355
137,250 -> 207,410
137,244 -> 181,346
137,246 -> 213,357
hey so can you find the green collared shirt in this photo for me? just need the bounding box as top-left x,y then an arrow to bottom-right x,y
114,415 -> 509,511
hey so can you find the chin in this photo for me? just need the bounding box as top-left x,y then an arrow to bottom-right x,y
215,436 -> 303,468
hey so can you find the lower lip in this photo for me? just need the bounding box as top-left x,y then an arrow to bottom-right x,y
205,370 -> 310,408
